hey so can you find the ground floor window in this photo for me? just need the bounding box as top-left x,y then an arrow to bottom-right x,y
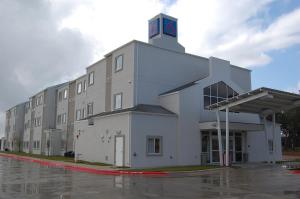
147,136 -> 162,155
268,139 -> 274,152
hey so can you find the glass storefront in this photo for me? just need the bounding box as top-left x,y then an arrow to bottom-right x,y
201,131 -> 244,164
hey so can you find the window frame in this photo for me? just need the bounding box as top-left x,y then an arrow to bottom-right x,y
113,93 -> 123,110
62,113 -> 67,124
77,82 -> 82,94
146,136 -> 163,156
63,89 -> 68,99
115,55 -> 123,72
87,103 -> 93,116
83,80 -> 87,91
58,91 -> 63,101
76,109 -> 81,121
88,72 -> 94,86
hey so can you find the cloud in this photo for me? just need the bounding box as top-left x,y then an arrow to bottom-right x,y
0,0 -> 94,136
168,0 -> 300,67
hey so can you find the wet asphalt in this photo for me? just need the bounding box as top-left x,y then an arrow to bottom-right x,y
0,157 -> 300,199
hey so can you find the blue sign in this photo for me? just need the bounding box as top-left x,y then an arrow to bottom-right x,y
149,18 -> 160,38
163,18 -> 177,37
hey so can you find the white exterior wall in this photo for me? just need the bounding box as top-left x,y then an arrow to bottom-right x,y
111,42 -> 135,110
32,92 -> 45,154
74,75 -> 87,142
247,123 -> 282,162
56,84 -> 69,154
130,113 -> 178,168
134,42 -> 209,106
75,113 -> 131,166
23,102 -> 31,153
86,60 -> 106,114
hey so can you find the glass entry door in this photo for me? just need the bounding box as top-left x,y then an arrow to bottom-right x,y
211,136 -> 233,163
201,131 -> 243,164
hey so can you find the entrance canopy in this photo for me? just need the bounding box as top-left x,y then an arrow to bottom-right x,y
206,87 -> 300,167
208,87 -> 300,114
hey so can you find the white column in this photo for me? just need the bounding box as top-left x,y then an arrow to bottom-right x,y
216,110 -> 223,166
225,107 -> 229,166
263,116 -> 269,163
272,112 -> 276,164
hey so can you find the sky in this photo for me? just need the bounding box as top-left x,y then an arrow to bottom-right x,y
0,0 -> 300,137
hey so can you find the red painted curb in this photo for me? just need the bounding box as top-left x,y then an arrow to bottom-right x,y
0,153 -> 168,176
291,170 -> 300,174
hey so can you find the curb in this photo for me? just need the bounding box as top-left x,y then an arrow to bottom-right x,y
0,153 -> 168,176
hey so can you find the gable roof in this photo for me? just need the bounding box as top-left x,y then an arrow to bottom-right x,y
86,104 -> 176,119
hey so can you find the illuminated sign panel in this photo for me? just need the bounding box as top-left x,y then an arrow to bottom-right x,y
163,18 -> 177,37
149,18 -> 160,38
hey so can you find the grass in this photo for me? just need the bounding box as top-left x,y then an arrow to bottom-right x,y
128,165 -> 220,172
0,151 -> 111,166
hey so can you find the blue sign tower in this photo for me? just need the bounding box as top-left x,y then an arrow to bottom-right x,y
148,13 -> 185,53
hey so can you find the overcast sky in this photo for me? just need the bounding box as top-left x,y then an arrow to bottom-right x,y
1,0 -> 300,137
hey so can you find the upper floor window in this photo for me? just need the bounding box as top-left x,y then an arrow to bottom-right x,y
77,82 -> 82,94
83,80 -> 87,91
87,103 -> 93,116
63,89 -> 68,99
115,55 -> 123,72
39,96 -> 43,105
57,115 -> 62,125
114,93 -> 122,110
88,72 -> 94,86
62,113 -> 67,124
58,91 -> 63,101
76,109 -> 81,121
203,81 -> 238,109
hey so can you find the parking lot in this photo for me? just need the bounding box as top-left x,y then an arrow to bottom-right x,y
0,157 -> 300,199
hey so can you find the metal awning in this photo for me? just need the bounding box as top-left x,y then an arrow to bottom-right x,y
206,87 -> 300,167
208,87 -> 300,113
199,121 -> 264,131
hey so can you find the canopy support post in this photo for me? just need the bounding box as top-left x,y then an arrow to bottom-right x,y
263,116 -> 270,164
225,107 -> 229,167
272,112 -> 276,164
216,110 -> 223,166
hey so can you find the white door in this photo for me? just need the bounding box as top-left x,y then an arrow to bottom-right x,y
115,136 -> 124,167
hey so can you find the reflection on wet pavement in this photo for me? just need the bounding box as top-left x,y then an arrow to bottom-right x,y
0,157 -> 300,199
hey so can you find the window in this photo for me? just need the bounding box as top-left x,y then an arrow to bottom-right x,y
147,136 -> 162,155
58,91 -> 63,101
87,103 -> 93,116
114,93 -> 122,110
82,108 -> 85,119
268,139 -> 274,152
37,117 -> 41,126
62,113 -> 67,124
203,81 -> 238,109
115,55 -> 123,72
76,110 -> 81,121
37,141 -> 40,149
77,82 -> 82,94
83,80 -> 87,91
39,96 -> 43,105
57,115 -> 62,125
88,72 -> 94,86
63,89 -> 68,99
